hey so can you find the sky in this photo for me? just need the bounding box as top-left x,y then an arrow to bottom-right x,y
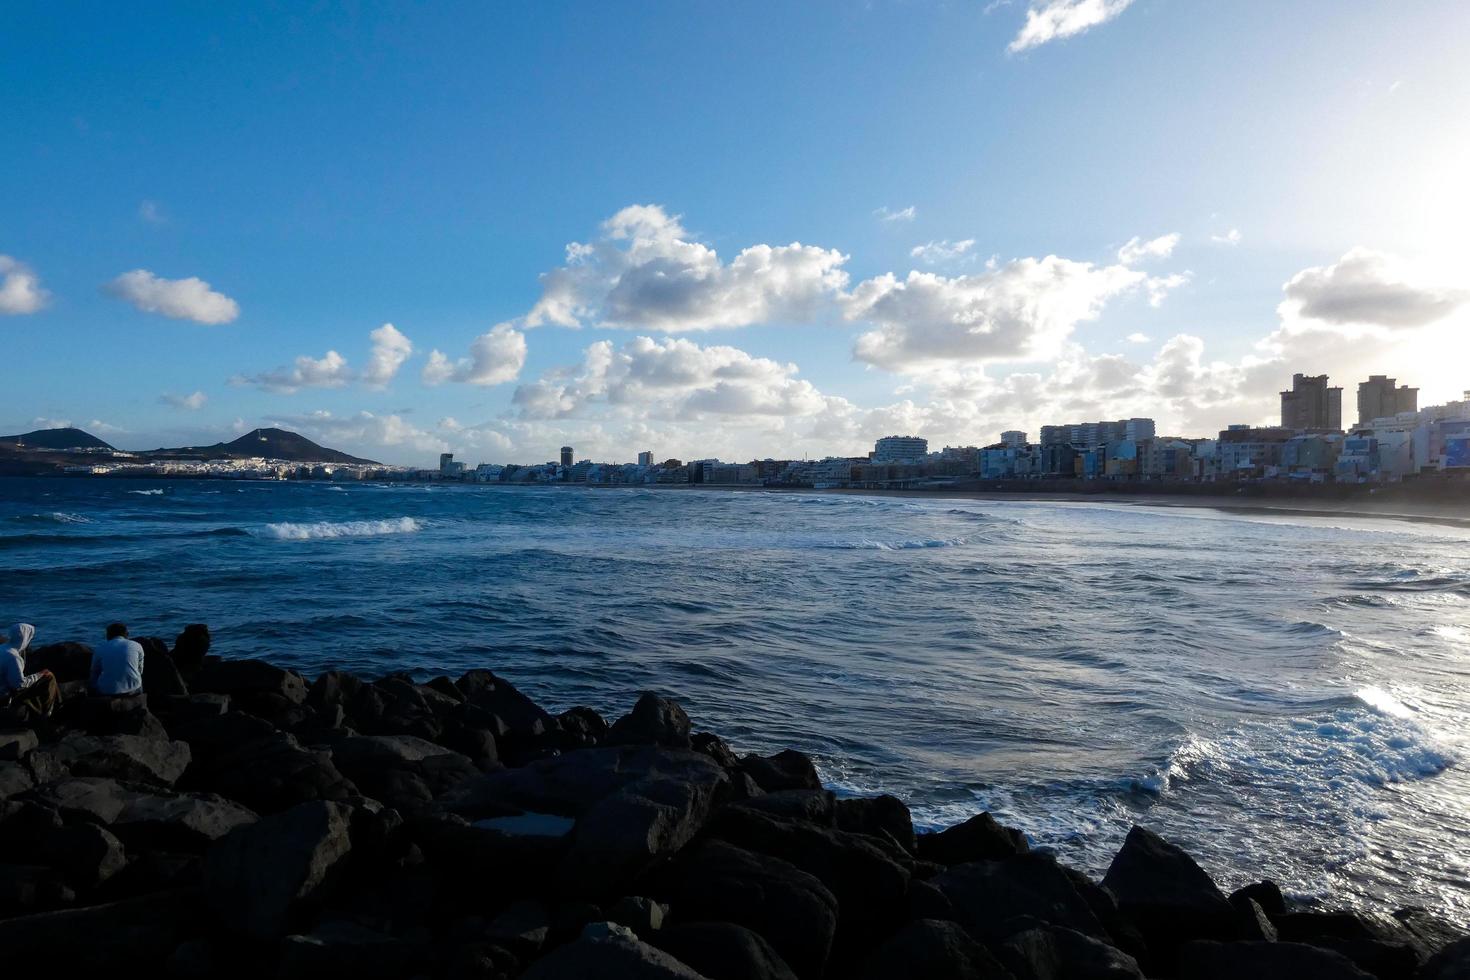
4,0 -> 1469,466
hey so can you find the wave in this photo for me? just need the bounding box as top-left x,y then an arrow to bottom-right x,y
257,517 -> 423,541
127,489 -> 164,496
10,512 -> 92,525
822,536 -> 969,551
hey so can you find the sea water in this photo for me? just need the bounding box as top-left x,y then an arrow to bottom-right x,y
4,477 -> 1467,918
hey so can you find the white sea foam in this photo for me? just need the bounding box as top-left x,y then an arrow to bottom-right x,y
1354,685 -> 1414,719
127,488 -> 164,496
257,517 -> 423,540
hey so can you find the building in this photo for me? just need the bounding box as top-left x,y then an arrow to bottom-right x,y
1357,375 -> 1417,427
438,453 -> 466,477
872,435 -> 928,462
1280,373 -> 1342,430
560,446 -> 574,467
1216,425 -> 1293,478
1001,430 -> 1027,448
637,451 -> 653,467
1039,418 -> 1155,449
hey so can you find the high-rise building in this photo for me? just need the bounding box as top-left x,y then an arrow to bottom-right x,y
1357,376 -> 1418,426
559,446 -> 573,467
872,435 -> 928,462
637,451 -> 653,467
439,453 -> 454,473
1280,373 -> 1343,430
1039,418 -> 1154,449
1001,430 -> 1027,447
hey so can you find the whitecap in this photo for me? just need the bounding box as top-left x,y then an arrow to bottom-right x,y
127,489 -> 164,496
256,517 -> 423,541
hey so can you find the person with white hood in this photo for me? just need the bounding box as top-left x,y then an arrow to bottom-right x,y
2,623 -> 60,718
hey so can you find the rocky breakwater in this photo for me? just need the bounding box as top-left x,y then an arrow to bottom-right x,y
0,629 -> 1466,980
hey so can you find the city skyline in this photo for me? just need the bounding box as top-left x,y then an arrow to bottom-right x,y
5,2 -> 1469,466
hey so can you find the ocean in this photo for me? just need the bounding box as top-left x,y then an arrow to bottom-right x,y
4,476 -> 1467,919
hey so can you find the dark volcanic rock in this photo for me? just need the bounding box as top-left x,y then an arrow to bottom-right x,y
658,840 -> 838,980
278,920 -> 424,980
655,921 -> 799,980
522,928 -> 709,979
33,776 -> 257,850
28,732 -> 191,787
204,800 -> 354,940
731,788 -> 836,825
455,668 -> 556,739
739,749 -> 821,793
0,761 -> 33,799
0,728 -> 38,761
862,918 -> 1015,980
1232,880 -> 1288,919
1176,940 -> 1376,980
189,731 -> 358,814
558,705 -> 610,748
141,641 -> 189,697
329,734 -> 480,811
932,853 -> 1107,944
24,641 -> 93,684
1101,826 -> 1237,951
999,924 -> 1143,980
78,695 -> 167,737
607,692 -> 694,750
194,658 -> 307,705
37,821 -> 127,888
0,888 -> 202,970
170,623 -> 211,679
1422,938 -> 1470,980
917,812 -> 1029,865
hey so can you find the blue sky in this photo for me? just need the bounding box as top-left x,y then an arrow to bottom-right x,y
4,1 -> 1468,464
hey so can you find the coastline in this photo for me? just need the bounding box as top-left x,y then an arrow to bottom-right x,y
1,633 -> 1465,977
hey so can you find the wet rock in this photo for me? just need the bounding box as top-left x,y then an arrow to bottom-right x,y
558,706 -> 610,748
194,658 -> 307,705
1056,865 -> 1150,964
739,750 -> 821,793
204,800 -> 355,940
999,924 -> 1143,980
1310,937 -> 1423,980
0,888 -> 202,970
932,853 -> 1107,944
1391,908 -> 1465,956
835,794 -> 917,853
1237,898 -> 1280,942
607,692 -> 694,750
657,840 -> 838,980
1176,940 -> 1376,980
1101,826 -> 1237,951
0,728 -> 38,761
655,921 -> 799,980
521,929 -> 710,979
862,918 -> 1015,980
917,812 -> 1029,865
455,668 -> 556,740
28,732 -> 191,787
1232,880 -> 1288,919
1421,938 -> 1470,980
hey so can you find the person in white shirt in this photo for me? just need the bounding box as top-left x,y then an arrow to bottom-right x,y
90,622 -> 145,696
2,623 -> 59,717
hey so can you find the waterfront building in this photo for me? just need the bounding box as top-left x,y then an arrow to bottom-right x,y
637,451 -> 653,467
438,453 -> 466,477
1357,376 -> 1418,427
1216,425 -> 1293,478
1037,443 -> 1077,477
1281,434 -> 1341,480
560,446 -> 574,467
1001,430 -> 1027,448
1040,418 -> 1155,449
873,435 -> 928,462
1280,373 -> 1343,430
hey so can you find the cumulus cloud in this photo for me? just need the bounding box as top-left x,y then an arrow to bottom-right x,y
234,351 -> 352,394
0,255 -> 49,315
105,269 -> 239,324
874,205 -> 917,223
526,205 -> 849,333
844,257 -> 1147,372
1145,272 -> 1191,307
1279,247 -> 1467,330
1009,0 -> 1135,53
911,239 -> 977,265
1117,233 -> 1180,265
1211,228 -> 1242,246
31,417 -> 72,430
1125,332 -> 1150,344
422,323 -> 526,386
264,410 -> 451,458
361,323 -> 413,387
161,390 -> 208,411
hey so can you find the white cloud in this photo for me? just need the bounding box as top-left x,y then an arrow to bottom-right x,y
361,323 -> 413,387
161,390 -> 208,411
31,417 -> 72,430
234,350 -> 352,394
105,269 -> 239,324
85,419 -> 126,436
1117,232 -> 1180,265
422,323 -> 526,386
874,205 -> 917,223
1009,0 -> 1136,53
526,205 -> 849,332
0,255 -> 49,315
1279,247 -> 1468,330
1125,332 -> 1150,344
911,239 -> 977,265
1145,271 -> 1191,307
264,410 -> 452,459
1211,228 -> 1242,246
845,256 -> 1147,373
138,200 -> 166,225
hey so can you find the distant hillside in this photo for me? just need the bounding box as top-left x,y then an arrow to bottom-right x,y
0,427 -> 114,451
148,427 -> 378,465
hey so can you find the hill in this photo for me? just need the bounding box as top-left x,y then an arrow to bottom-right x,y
0,427 -> 115,451
148,427 -> 378,465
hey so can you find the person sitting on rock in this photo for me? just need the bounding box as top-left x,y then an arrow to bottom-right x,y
90,622 -> 145,697
2,623 -> 60,717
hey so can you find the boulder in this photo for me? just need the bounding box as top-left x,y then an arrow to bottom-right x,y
521,930 -> 711,979
78,695 -> 168,737
657,840 -> 838,980
917,812 -> 1029,865
487,899 -> 553,954
1422,938 -> 1470,980
194,658 -> 307,705
1391,908 -> 1465,956
37,821 -> 127,888
1232,880 -> 1288,919
835,794 -> 917,853
329,734 -> 480,810
279,920 -> 425,980
28,732 -> 191,787
1176,940 -> 1376,980
999,924 -> 1143,980
170,623 -> 211,679
188,731 -> 358,814
32,776 -> 257,849
141,641 -> 189,697
861,918 -> 1015,980
1236,897 -> 1279,942
932,854 -> 1107,944
204,800 -> 354,940
0,888 -> 202,969
413,812 -> 572,896
559,706 -> 610,748
170,710 -> 277,764
655,921 -> 799,980
731,789 -> 836,826
455,668 -> 556,739
740,750 -> 821,793
0,728 -> 38,761
0,761 -> 34,799
0,864 -> 72,916
24,641 -> 92,683
607,692 -> 694,750
609,895 -> 668,936
691,731 -> 741,769
1101,826 -> 1236,950
306,669 -> 364,712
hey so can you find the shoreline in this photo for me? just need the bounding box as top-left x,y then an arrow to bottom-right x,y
0,632 -> 1465,976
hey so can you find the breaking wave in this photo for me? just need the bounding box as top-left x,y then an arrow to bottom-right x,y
257,517 -> 423,541
127,488 -> 164,496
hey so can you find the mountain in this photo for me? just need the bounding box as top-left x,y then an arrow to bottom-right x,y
0,427 -> 115,451
148,427 -> 378,465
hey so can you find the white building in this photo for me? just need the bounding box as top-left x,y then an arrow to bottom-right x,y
873,435 -> 928,462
